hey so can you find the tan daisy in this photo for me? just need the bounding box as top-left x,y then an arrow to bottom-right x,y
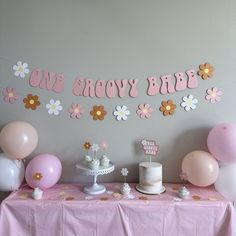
90,105 -> 107,120
159,100 -> 176,116
197,63 -> 214,80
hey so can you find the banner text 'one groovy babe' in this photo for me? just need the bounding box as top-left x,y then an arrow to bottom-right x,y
29,68 -> 198,97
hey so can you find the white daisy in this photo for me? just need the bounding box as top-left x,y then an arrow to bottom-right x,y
46,99 -> 63,115
113,105 -> 130,121
121,168 -> 129,176
91,143 -> 100,152
181,95 -> 198,111
13,61 -> 29,78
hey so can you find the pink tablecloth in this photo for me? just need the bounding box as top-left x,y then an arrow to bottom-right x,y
0,183 -> 236,236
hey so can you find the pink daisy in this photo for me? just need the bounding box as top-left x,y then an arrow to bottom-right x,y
205,87 -> 223,104
68,103 -> 84,119
2,87 -> 19,103
136,104 -> 154,119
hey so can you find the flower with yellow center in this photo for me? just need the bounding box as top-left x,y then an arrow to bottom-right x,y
46,99 -> 63,115
160,100 -> 176,116
114,105 -> 130,121
136,104 -> 154,119
90,105 -> 107,120
68,103 -> 84,119
23,94 -> 40,110
181,95 -> 198,111
198,62 -> 214,80
13,61 -> 29,78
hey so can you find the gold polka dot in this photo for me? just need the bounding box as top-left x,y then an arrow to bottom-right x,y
139,196 -> 148,200
113,192 -> 122,198
66,196 -> 75,201
96,110 -> 101,116
208,197 -> 217,201
59,191 -> 66,196
192,195 -> 201,200
29,99 -> 35,105
19,193 -> 30,199
100,196 -> 109,201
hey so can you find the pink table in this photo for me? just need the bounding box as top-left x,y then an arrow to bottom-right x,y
0,183 -> 236,236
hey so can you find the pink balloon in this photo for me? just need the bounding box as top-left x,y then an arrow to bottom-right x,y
25,154 -> 62,190
182,150 -> 219,187
0,121 -> 38,160
207,123 -> 236,164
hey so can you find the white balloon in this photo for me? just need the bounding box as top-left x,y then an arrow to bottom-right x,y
0,153 -> 25,191
214,164 -> 236,200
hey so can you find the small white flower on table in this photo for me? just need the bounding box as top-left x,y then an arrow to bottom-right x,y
121,168 -> 129,177
120,168 -> 131,196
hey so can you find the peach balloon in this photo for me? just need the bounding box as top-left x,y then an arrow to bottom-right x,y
0,121 -> 38,160
182,150 -> 219,187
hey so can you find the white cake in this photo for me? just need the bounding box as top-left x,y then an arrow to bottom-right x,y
138,162 -> 162,193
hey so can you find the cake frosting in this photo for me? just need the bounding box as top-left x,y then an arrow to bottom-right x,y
139,162 -> 162,193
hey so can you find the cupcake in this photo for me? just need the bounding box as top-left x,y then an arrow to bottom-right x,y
120,183 -> 131,196
178,186 -> 190,199
100,155 -> 110,167
89,159 -> 100,170
32,187 -> 43,200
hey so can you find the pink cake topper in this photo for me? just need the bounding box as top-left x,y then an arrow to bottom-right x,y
141,139 -> 159,156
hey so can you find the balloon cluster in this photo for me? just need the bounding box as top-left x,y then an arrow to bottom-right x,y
181,123 -> 236,199
0,121 -> 38,191
0,121 -> 62,192
208,123 -> 236,200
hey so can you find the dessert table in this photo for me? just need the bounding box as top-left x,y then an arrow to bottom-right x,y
0,183 -> 236,236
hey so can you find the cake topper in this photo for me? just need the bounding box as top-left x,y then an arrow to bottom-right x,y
120,168 -> 131,195
141,139 -> 159,163
84,141 -> 91,155
91,143 -> 100,159
121,168 -> 129,183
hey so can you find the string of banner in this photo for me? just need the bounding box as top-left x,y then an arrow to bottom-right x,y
0,56 -> 221,120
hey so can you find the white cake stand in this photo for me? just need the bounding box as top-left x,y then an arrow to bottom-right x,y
76,161 -> 115,195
